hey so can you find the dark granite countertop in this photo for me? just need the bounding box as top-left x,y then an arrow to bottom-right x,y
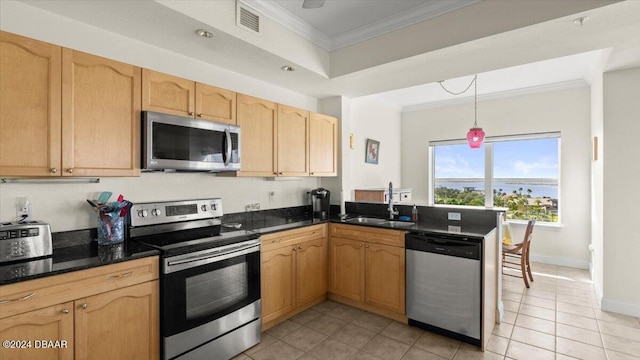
0,203 -> 499,286
0,239 -> 160,286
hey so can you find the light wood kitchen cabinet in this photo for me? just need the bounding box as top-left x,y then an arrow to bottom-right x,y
236,94 -> 277,176
0,257 -> 159,360
0,32 -> 140,177
0,301 -> 74,360
75,281 -> 159,360
260,224 -> 327,329
277,104 -> 309,176
62,49 -> 140,177
261,246 -> 296,324
329,224 -> 405,320
142,69 -> 236,124
309,112 -> 338,176
0,31 -> 61,177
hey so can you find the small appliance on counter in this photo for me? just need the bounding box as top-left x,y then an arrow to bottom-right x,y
0,220 -> 52,264
310,188 -> 330,219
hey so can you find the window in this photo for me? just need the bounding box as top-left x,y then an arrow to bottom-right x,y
431,133 -> 560,223
434,143 -> 485,206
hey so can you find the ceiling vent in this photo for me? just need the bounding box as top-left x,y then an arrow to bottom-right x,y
237,2 -> 261,34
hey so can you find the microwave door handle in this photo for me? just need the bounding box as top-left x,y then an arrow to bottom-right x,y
224,128 -> 232,166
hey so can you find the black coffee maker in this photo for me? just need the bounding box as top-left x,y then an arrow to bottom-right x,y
310,188 -> 330,219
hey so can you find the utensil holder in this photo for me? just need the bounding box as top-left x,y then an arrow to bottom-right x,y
97,215 -> 124,245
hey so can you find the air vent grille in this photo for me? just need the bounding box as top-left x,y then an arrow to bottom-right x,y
238,5 -> 260,33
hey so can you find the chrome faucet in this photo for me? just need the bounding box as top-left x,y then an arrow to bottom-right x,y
388,181 -> 399,219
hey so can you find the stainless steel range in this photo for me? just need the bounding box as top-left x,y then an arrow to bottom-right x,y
128,199 -> 261,360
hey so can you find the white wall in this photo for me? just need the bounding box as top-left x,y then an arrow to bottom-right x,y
0,1 -> 321,232
590,71 -> 605,306
602,67 -> 640,316
348,97 -> 402,193
402,87 -> 592,268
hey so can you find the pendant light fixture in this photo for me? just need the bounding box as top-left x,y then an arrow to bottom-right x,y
438,75 -> 485,148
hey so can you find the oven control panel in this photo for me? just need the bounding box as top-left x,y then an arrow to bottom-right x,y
130,199 -> 223,226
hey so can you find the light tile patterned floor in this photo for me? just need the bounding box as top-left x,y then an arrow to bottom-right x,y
234,263 -> 640,360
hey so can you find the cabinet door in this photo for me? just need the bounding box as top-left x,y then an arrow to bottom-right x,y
296,237 -> 327,306
0,31 -> 62,177
309,112 -> 338,176
261,246 -> 296,324
365,243 -> 405,314
195,83 -> 236,124
277,104 -> 309,176
236,94 -> 277,176
329,237 -> 364,302
141,69 -> 195,117
61,49 -> 140,176
0,301 -> 73,360
75,281 -> 159,360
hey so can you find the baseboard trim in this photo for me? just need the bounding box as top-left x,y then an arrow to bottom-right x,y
529,254 -> 589,269
497,301 -> 504,323
601,297 -> 640,317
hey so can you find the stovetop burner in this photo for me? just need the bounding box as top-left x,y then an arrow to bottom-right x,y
128,198 -> 259,257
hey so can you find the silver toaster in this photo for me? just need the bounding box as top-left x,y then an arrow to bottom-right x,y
0,221 -> 52,263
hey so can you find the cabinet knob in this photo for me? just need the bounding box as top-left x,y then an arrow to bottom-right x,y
297,245 -> 302,250
365,244 -> 370,248
197,113 -> 203,117
188,111 -> 194,116
278,172 -> 283,175
81,303 -> 87,309
292,248 -> 297,252
359,244 -> 363,247
50,168 -> 58,174
310,172 -> 314,175
61,309 -> 69,314
66,168 -> 74,174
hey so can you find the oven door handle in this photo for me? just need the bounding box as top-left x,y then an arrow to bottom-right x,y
165,241 -> 259,273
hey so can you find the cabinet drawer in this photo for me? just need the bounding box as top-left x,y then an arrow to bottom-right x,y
0,256 -> 159,319
330,224 -> 404,248
261,224 -> 326,252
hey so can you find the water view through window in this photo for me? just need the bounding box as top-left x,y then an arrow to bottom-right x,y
434,137 -> 559,222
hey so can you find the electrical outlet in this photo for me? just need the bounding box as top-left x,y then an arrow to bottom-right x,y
245,202 -> 260,211
268,191 -> 275,202
16,197 -> 32,220
448,212 -> 461,221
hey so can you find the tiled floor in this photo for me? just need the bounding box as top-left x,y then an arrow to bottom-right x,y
235,263 -> 640,360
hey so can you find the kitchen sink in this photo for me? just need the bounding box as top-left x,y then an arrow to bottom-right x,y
381,220 -> 415,227
344,216 -> 387,225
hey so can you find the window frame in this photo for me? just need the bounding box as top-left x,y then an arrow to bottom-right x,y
429,132 -> 561,225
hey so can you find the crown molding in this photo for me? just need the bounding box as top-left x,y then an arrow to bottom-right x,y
332,0 -> 480,50
243,0 -> 480,51
402,79 -> 589,113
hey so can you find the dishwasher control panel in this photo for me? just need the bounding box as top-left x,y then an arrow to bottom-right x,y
405,234 -> 480,260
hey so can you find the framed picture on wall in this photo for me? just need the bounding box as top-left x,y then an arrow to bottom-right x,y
365,138 -> 380,164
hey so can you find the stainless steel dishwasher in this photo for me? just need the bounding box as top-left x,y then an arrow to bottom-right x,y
406,232 -> 482,346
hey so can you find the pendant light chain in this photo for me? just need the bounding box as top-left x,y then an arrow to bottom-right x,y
438,75 -> 476,96
474,75 -> 478,128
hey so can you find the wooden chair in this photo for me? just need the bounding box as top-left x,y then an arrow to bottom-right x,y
502,219 -> 536,288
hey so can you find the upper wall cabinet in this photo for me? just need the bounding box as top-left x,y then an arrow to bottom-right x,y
0,31 -> 140,177
277,104 -> 309,176
309,112 -> 338,176
0,31 -> 62,177
236,94 -> 277,176
62,49 -> 141,177
142,69 -> 236,124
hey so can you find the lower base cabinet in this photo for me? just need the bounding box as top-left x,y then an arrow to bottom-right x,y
260,224 -> 328,329
329,224 -> 406,319
0,257 -> 159,360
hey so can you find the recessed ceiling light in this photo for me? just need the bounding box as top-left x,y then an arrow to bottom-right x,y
195,29 -> 215,38
281,65 -> 295,72
573,16 -> 589,26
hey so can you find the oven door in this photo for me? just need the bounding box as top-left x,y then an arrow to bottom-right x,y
162,239 -> 260,338
142,111 -> 241,172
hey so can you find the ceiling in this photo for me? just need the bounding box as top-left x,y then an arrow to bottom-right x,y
12,0 -> 640,109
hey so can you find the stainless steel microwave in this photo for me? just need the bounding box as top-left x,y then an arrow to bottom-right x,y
142,111 -> 240,172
